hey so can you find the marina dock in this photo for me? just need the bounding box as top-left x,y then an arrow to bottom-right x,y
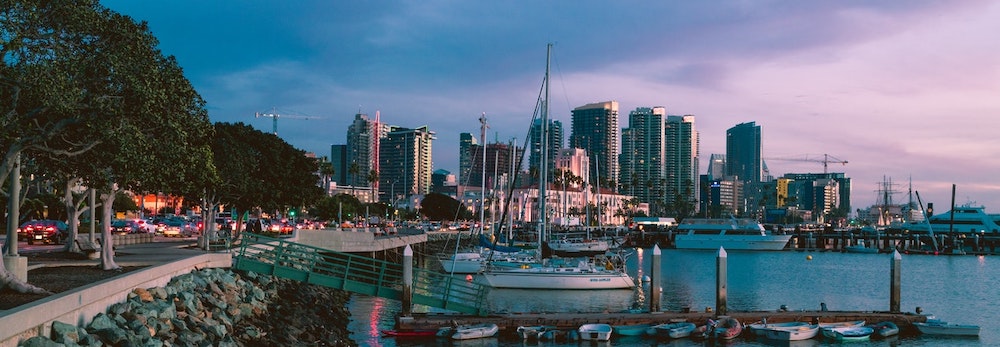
396,310 -> 929,335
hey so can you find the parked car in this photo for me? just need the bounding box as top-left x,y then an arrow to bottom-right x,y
131,218 -> 157,233
110,219 -> 143,235
161,219 -> 187,237
19,220 -> 69,245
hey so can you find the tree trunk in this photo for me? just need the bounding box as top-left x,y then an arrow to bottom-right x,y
62,178 -> 82,253
100,189 -> 120,270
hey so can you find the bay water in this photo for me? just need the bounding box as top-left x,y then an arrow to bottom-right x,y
349,248 -> 997,346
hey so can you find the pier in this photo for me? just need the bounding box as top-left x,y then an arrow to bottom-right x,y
396,310 -> 929,335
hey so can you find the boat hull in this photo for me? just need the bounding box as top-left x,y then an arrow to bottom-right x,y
613,324 -> 651,336
482,267 -> 635,289
914,322 -> 981,336
674,234 -> 793,250
651,322 -> 696,338
578,323 -> 613,341
762,325 -> 819,341
451,323 -> 499,340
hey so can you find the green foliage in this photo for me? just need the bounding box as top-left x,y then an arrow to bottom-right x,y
211,122 -> 322,215
420,193 -> 471,221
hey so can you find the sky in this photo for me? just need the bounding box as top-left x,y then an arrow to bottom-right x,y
100,0 -> 1000,214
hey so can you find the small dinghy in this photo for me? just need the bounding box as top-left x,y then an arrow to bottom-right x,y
914,317 -> 980,336
450,323 -> 499,340
867,321 -> 900,338
649,322 -> 697,339
578,323 -> 613,341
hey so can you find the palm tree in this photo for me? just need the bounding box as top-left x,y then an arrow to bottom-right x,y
348,162 -> 360,198
318,157 -> 334,195
366,169 -> 379,203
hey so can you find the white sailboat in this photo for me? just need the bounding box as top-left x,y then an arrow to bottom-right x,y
481,44 -> 635,290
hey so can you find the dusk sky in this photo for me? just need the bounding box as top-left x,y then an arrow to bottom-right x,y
101,1 -> 1000,214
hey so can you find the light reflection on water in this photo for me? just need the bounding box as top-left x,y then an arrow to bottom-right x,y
349,248 -> 995,346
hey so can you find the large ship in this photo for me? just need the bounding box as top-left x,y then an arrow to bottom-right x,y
673,217 -> 793,251
894,205 -> 1000,234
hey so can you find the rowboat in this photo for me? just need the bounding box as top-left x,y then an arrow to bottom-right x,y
613,323 -> 652,336
578,323 -> 613,341
649,322 -> 697,339
914,318 -> 980,336
698,317 -> 742,340
746,320 -> 810,336
821,325 -> 874,341
762,324 -> 819,341
450,323 -> 499,340
868,321 -> 900,338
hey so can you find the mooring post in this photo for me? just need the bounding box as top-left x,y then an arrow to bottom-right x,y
716,246 -> 728,316
650,244 -> 661,312
890,249 -> 901,313
402,245 -> 413,316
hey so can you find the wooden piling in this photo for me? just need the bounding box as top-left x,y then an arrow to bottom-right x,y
717,247 -> 727,316
650,244 -> 661,312
402,245 -> 413,316
890,250 -> 901,313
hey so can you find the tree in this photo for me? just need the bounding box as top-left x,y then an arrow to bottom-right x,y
209,122 -> 322,235
420,192 -> 470,221
318,157 -> 334,195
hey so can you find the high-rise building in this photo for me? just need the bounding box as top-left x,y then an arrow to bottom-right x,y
458,132 -> 478,186
465,142 -> 524,189
346,113 -> 389,187
726,121 -> 762,216
707,153 -> 726,181
329,144 -> 348,185
378,126 -> 435,202
570,101 -> 619,191
619,107 -> 665,208
528,118 -> 563,184
725,121 -> 761,183
665,115 -> 699,214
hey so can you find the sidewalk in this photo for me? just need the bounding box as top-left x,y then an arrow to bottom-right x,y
24,239 -> 216,270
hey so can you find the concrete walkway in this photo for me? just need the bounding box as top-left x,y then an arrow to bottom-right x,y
25,239 -> 216,270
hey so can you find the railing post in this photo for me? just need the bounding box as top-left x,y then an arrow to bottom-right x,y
650,244 -> 661,313
716,246 -> 728,316
402,245 -> 413,316
890,250 -> 901,313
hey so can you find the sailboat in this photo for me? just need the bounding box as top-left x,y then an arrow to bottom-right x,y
481,44 -> 635,290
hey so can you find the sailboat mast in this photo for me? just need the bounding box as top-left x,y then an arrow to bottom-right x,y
479,113 -> 488,236
539,43 -> 551,247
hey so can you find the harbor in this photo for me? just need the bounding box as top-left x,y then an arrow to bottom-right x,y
348,245 -> 997,346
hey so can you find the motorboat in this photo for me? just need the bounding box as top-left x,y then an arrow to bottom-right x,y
649,321 -> 697,338
914,317 -> 980,336
450,323 -> 499,340
673,217 -> 793,250
612,323 -> 651,336
896,204 -> 1000,234
578,323 -> 613,341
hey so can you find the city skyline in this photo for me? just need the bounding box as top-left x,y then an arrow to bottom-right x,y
100,1 -> 1000,212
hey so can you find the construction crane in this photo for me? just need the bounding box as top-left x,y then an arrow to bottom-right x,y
254,109 -> 322,135
763,153 -> 848,174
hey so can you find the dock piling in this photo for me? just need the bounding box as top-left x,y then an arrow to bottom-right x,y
890,250 -> 901,313
716,247 -> 728,316
402,245 -> 413,316
650,244 -> 661,312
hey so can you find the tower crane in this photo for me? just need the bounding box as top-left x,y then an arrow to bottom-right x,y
763,153 -> 848,174
254,109 -> 323,135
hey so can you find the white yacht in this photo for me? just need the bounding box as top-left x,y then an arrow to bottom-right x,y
673,218 -> 793,251
482,255 -> 635,290
896,205 -> 1000,234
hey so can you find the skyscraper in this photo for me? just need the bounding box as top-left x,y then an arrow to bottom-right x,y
619,106 -> 665,208
570,101 -> 619,191
458,132 -> 478,186
725,121 -> 761,183
707,154 -> 726,181
726,121 -> 762,216
665,115 -> 699,214
378,126 -> 435,201
346,113 -> 389,187
329,144 -> 348,184
528,118 -> 563,184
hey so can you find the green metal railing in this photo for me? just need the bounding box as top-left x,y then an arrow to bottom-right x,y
233,233 -> 489,315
